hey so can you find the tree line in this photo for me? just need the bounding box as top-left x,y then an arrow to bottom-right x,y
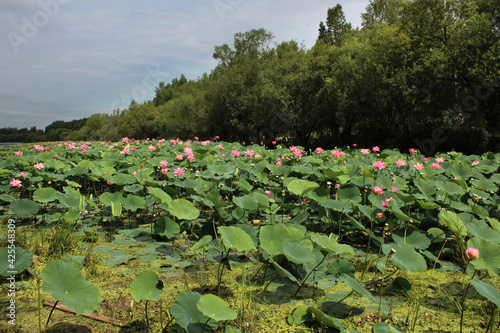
3,0 -> 499,155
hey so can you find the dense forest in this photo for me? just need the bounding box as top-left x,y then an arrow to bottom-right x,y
3,0 -> 499,155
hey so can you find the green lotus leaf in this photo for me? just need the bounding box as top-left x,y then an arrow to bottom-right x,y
168,198 -> 200,220
33,187 -> 58,203
121,194 -> 146,211
468,237 -> 500,276
10,199 -> 39,218
287,179 -> 319,196
373,322 -> 404,332
129,270 -> 164,302
233,194 -> 258,211
383,243 -> 427,272
439,210 -> 467,239
197,294 -> 237,321
282,242 -> 316,265
259,225 -> 289,256
42,259 -> 101,315
147,187 -> 172,205
218,226 -> 256,253
171,291 -> 216,332
469,279 -> 500,308
153,216 -> 180,239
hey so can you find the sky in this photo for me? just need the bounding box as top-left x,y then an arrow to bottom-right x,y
0,0 -> 370,130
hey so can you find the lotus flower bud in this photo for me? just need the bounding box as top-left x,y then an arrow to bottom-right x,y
466,247 -> 479,260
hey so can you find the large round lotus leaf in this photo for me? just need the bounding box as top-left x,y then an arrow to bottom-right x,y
373,322 -> 404,332
218,226 -> 256,253
233,194 -> 258,211
147,187 -> 172,204
33,187 -> 58,203
121,195 -> 146,211
153,217 -> 180,239
468,237 -> 500,276
10,199 -> 39,218
337,186 -> 361,203
319,198 -> 352,212
171,291 -> 216,331
41,259 -> 101,315
469,279 -> 500,308
104,173 -> 135,186
259,225 -> 289,256
310,233 -> 354,256
129,270 -> 164,302
99,191 -> 123,206
197,294 -> 237,321
168,199 -> 200,220
0,247 -> 33,277
391,226 -> 431,250
287,179 -> 319,196
383,243 -> 427,272
282,242 -> 315,265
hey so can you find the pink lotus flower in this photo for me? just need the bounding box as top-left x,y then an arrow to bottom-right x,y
315,147 -> 324,153
174,167 -> 184,176
472,161 -> 479,166
372,186 -> 384,195
221,154 -> 226,158
161,168 -> 168,175
188,155 -> 196,161
184,148 -> 193,156
381,197 -> 393,208
372,146 -> 380,152
54,154 -> 58,158
332,150 -> 345,158
353,143 -> 357,147
201,140 -> 210,146
107,180 -> 113,185
413,163 -> 424,171
245,149 -> 254,157
361,149 -> 370,155
372,160 -> 386,170
396,159 -> 407,166
9,178 -> 22,188
423,157 -> 429,161
265,190 -> 271,196
14,151 -> 22,156
34,163 -> 44,170
194,136 -> 199,140
466,247 -> 479,260
232,150 -> 240,157
431,163 -> 441,169
131,147 -> 136,152
120,148 -> 130,154
160,160 -> 168,168
409,148 -> 416,153
216,145 -> 224,150
17,172 -> 27,177
436,157 -> 444,163
391,187 -> 398,191
148,145 -> 156,152
376,212 -> 384,219
176,154 -> 184,161
335,184 -> 340,189
132,171 -> 137,176
272,141 -> 277,145
293,149 -> 303,157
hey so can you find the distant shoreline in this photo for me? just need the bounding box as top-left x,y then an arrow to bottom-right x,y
0,142 -> 21,146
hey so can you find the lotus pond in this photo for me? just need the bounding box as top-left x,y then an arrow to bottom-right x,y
1,139 -> 500,332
